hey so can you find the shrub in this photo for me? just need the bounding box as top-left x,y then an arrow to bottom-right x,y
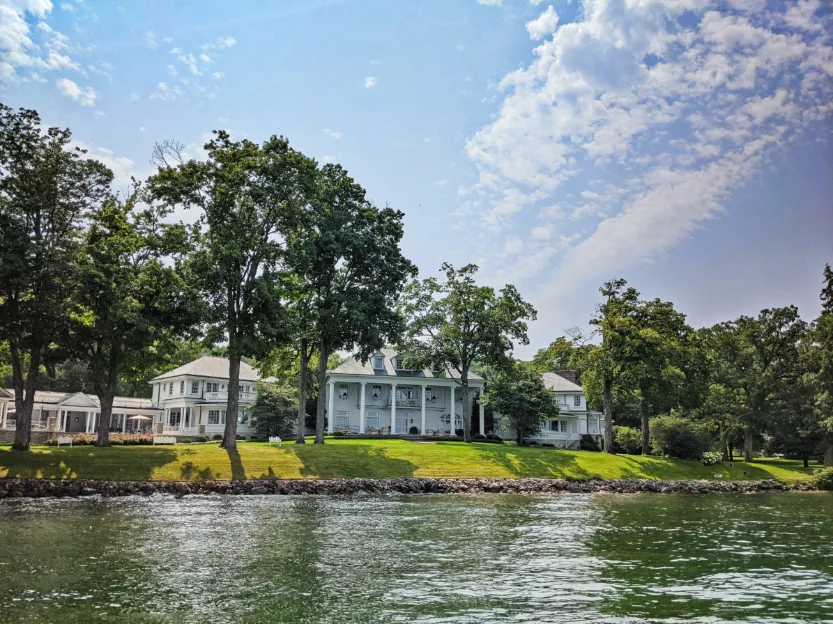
179,439 -> 192,444
613,426 -> 642,455
700,451 -> 723,465
486,434 -> 503,442
455,428 -> 464,437
196,436 -> 209,443
235,434 -> 246,441
814,467 -> 833,491
472,433 -> 486,440
542,443 -> 555,448
580,434 -> 600,452
409,426 -> 419,435
650,415 -> 711,460
212,434 -> 223,441
332,431 -> 345,437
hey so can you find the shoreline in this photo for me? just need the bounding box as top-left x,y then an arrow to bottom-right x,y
0,477 -> 820,498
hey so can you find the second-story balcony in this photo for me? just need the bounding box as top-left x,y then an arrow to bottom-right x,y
203,391 -> 257,403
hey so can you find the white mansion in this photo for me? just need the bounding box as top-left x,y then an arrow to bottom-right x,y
0,356 -> 262,438
324,349 -> 603,446
325,348 -> 487,435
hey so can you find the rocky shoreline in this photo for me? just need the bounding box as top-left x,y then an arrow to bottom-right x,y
0,476 -> 818,498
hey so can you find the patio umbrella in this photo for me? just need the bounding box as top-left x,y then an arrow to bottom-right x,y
127,415 -> 151,420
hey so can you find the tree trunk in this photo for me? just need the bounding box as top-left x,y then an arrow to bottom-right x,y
719,422 -> 729,462
314,339 -> 330,445
802,454 -> 809,468
222,354 -> 241,449
96,344 -> 121,447
743,428 -> 754,462
461,377 -> 471,443
602,376 -> 614,453
825,442 -> 833,467
11,342 -> 40,452
640,404 -> 650,456
728,442 -> 734,462
296,339 -> 309,444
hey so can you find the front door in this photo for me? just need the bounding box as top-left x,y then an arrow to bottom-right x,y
395,411 -> 408,434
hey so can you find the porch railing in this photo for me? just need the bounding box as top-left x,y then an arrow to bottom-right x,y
203,391 -> 257,402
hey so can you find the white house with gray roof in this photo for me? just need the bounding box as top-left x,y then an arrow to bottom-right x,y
149,356 -> 262,436
325,348 -> 486,435
495,371 -> 604,448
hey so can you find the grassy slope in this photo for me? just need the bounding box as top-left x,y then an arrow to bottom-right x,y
0,439 -> 821,483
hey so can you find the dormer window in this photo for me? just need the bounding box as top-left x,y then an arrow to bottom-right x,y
373,357 -> 384,370
394,357 -> 405,370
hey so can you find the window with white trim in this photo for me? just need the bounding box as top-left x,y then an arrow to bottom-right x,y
394,357 -> 404,370
338,384 -> 348,399
371,385 -> 381,400
180,381 -> 184,394
573,395 -> 581,407
168,383 -> 173,396
208,410 -> 221,425
588,419 -> 599,434
366,411 -> 380,429
335,410 -> 350,428
559,420 -> 568,433
191,382 -> 200,394
207,382 -> 219,393
373,357 -> 384,370
560,394 -> 567,404
425,387 -> 433,401
568,420 -> 578,434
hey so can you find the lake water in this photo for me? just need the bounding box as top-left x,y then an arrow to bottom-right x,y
0,492 -> 830,623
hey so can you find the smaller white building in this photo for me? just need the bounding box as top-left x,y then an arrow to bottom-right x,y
495,371 -> 604,449
149,356 -> 261,437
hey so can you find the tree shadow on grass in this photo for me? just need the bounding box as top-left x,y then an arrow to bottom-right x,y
179,460 -> 217,481
224,448 -> 246,481
0,446 -> 179,481
471,444 -> 596,479
293,443 -> 416,479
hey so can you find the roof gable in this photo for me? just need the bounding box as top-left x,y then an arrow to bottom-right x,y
541,372 -> 583,392
58,392 -> 100,408
329,348 -> 483,381
151,356 -> 260,382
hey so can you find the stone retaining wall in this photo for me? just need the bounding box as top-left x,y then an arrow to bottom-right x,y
0,477 -> 816,499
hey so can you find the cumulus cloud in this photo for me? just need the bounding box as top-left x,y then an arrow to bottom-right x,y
463,0 -> 833,303
322,128 -> 343,139
56,77 -> 97,106
526,6 -> 559,40
364,75 -> 377,88
0,1 -> 80,83
216,36 -> 236,48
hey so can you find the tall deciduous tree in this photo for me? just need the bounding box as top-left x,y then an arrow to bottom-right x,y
284,164 -> 415,444
706,307 -> 806,462
72,189 -> 199,446
808,264 -> 833,465
482,363 -> 559,444
0,105 -> 112,450
149,131 -> 316,449
400,263 -> 536,442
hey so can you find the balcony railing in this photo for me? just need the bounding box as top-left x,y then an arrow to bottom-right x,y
203,391 -> 257,402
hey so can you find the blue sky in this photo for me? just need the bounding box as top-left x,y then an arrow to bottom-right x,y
2,0 -> 831,356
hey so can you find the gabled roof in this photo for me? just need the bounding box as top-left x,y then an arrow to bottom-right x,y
329,348 -> 484,381
151,356 -> 260,382
0,387 -> 12,399
541,372 -> 583,392
59,392 -> 100,409
2,390 -> 157,411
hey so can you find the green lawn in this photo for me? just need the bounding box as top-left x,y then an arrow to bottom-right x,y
0,439 -> 821,483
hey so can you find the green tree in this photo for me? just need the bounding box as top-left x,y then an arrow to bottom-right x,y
706,307 -> 806,461
482,363 -> 558,444
249,380 -> 297,439
0,105 -> 112,450
530,336 -> 575,373
583,279 -> 640,453
400,263 -> 536,442
284,163 -> 415,444
149,132 -> 316,449
72,189 -> 199,446
802,264 -> 833,465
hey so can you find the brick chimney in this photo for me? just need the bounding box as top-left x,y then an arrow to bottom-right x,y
554,370 -> 580,385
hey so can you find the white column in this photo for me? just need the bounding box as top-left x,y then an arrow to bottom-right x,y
449,386 -> 455,435
479,396 -> 485,436
327,381 -> 335,433
359,382 -> 366,433
390,383 -> 397,434
420,384 -> 426,435
85,411 -> 91,433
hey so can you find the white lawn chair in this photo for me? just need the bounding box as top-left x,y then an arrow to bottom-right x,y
56,435 -> 73,447
268,436 -> 282,447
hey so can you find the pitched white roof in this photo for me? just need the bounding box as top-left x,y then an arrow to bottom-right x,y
541,372 -> 583,392
151,356 -> 260,382
3,389 -> 157,411
329,348 -> 483,381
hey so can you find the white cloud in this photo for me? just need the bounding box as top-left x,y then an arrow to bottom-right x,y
216,36 -> 236,48
146,30 -> 157,48
463,0 -> 833,306
149,81 -> 184,102
212,71 -> 225,80
526,6 -> 559,40
364,75 -> 377,88
56,77 -> 97,106
322,128 -> 343,139
529,0 -> 546,5
477,0 -> 503,5
129,92 -> 139,101
199,52 -> 212,64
